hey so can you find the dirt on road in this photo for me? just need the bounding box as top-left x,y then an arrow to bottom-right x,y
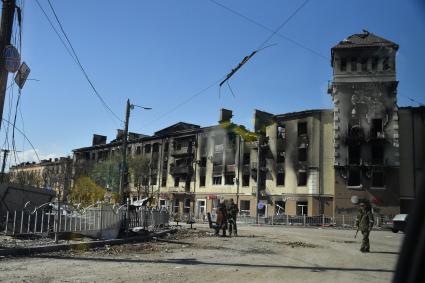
0,225 -> 403,283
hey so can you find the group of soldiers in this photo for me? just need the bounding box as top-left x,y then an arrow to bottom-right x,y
211,197 -> 375,252
214,198 -> 239,237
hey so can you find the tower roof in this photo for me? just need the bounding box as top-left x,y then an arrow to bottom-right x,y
332,30 -> 399,50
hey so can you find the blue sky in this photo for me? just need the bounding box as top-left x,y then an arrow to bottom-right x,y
2,0 -> 424,166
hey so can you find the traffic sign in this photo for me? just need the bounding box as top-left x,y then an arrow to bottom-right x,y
3,45 -> 20,73
14,62 -> 30,89
257,201 -> 264,210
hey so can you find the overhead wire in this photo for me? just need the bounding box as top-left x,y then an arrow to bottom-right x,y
35,0 -> 123,124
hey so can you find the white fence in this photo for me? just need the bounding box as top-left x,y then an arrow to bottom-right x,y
0,207 -> 170,236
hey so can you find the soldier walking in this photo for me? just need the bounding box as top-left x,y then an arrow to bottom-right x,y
227,198 -> 239,236
355,201 -> 374,252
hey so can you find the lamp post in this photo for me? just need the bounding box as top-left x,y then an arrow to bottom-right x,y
119,99 -> 151,204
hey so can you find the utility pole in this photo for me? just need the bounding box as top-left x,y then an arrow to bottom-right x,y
0,149 -> 9,183
236,135 -> 242,207
256,137 -> 260,224
119,99 -> 131,204
0,0 -> 16,131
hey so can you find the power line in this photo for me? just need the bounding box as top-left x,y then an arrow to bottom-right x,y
208,0 -> 328,61
35,0 -> 123,123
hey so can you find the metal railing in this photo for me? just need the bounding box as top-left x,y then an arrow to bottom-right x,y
1,207 -> 169,236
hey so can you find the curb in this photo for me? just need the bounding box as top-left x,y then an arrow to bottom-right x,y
0,229 -> 177,257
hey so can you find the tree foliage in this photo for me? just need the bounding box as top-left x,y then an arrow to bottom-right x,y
220,121 -> 258,141
89,156 -> 121,193
69,176 -> 105,207
128,155 -> 151,198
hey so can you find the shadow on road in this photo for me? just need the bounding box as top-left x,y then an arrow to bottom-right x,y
368,251 -> 399,255
33,254 -> 394,273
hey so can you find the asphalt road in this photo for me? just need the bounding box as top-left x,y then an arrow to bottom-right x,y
0,224 -> 403,283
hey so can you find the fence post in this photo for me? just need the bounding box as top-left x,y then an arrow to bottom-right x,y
4,211 -> 9,234
303,214 -> 306,226
20,211 -> 24,234
322,214 -> 325,227
12,211 -> 16,235
342,215 -> 345,227
376,216 -> 379,227
286,214 -> 289,225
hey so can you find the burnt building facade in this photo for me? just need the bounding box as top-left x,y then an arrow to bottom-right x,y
329,31 -> 401,215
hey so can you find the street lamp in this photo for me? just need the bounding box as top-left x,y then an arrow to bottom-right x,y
119,99 -> 152,204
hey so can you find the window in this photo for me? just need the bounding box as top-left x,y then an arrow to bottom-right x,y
164,142 -> 169,152
145,144 -> 151,154
298,171 -> 307,186
199,157 -> 207,167
276,172 -> 285,186
153,143 -> 159,153
372,57 -> 379,71
351,57 -> 357,71
243,153 -> 250,165
371,145 -> 384,165
142,176 -> 149,186
296,201 -> 308,216
173,198 -> 179,213
225,150 -> 235,165
174,176 -> 180,187
151,175 -> 157,185
225,173 -> 235,185
240,200 -> 250,214
159,199 -> 166,208
200,175 -> 206,187
298,148 -> 307,162
277,125 -> 286,139
213,152 -> 223,165
212,176 -> 222,185
348,168 -> 361,187
162,160 -> 167,170
175,143 -> 182,150
275,201 -> 285,214
298,122 -> 307,136
361,58 -> 368,71
136,146 -> 141,155
277,151 -> 285,163
372,171 -> 384,187
383,57 -> 390,71
184,198 -> 191,213
340,58 -> 346,71
371,119 -> 383,138
242,174 -> 250,187
348,145 -> 361,165
161,176 -> 167,187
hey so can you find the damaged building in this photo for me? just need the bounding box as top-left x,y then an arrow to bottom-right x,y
23,31 -> 423,219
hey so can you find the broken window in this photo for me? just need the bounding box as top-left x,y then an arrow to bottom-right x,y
372,57 -> 379,71
136,146 -> 141,155
298,148 -> 307,162
348,167 -> 361,187
174,176 -> 180,187
361,58 -> 368,71
145,144 -> 151,154
212,176 -> 222,185
162,160 -> 168,170
161,176 -> 167,187
371,119 -> 383,138
372,145 -> 384,165
151,174 -> 157,186
296,201 -> 308,216
243,153 -> 250,165
242,174 -> 250,187
276,172 -> 285,186
199,157 -> 207,167
372,171 -> 384,187
225,173 -> 235,185
298,122 -> 307,136
225,150 -> 235,165
200,175 -> 206,187
184,198 -> 191,213
277,151 -> 285,163
298,171 -> 307,186
173,198 -> 179,213
164,142 -> 169,152
213,152 -> 223,165
383,57 -> 390,71
240,200 -> 250,214
351,57 -> 357,71
340,58 -> 347,71
275,200 -> 285,214
153,143 -> 159,153
348,145 -> 361,165
277,125 -> 286,139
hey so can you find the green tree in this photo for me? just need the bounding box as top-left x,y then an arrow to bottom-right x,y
69,176 -> 105,207
89,156 -> 121,193
128,155 -> 151,199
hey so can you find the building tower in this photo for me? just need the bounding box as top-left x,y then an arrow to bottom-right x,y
329,30 -> 400,215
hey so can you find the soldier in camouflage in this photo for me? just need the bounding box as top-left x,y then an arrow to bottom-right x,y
355,201 -> 374,252
227,198 -> 239,236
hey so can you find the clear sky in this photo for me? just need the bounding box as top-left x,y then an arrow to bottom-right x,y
2,0 -> 424,167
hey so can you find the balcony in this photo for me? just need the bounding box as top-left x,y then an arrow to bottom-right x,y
171,146 -> 193,156
170,165 -> 191,175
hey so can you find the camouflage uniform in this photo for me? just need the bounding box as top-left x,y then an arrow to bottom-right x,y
355,203 -> 374,252
227,199 -> 239,236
